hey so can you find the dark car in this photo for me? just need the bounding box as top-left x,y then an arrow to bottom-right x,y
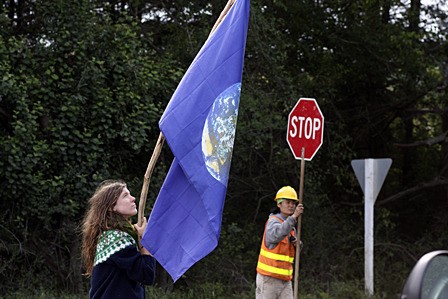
401,250 -> 448,299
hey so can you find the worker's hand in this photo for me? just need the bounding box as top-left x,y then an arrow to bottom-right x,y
292,203 -> 304,220
134,216 -> 148,238
289,235 -> 297,244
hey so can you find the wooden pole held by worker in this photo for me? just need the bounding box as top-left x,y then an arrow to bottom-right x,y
293,147 -> 306,298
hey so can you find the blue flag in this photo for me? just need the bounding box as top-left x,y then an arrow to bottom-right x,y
141,0 -> 250,282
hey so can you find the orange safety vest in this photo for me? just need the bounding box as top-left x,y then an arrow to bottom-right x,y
256,215 -> 295,281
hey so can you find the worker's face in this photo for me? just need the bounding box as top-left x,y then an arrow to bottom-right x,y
113,187 -> 137,218
277,199 -> 298,217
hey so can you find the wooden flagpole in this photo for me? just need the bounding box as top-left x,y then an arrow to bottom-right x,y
137,132 -> 165,226
210,0 -> 236,36
137,0 -> 237,226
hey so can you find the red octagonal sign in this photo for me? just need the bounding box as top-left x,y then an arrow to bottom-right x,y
287,98 -> 324,161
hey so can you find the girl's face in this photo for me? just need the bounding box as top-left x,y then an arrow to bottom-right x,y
113,187 -> 137,218
278,199 -> 297,217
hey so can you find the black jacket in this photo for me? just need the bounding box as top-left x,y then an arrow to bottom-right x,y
90,245 -> 156,299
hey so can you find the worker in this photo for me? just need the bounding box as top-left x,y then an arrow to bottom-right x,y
256,186 -> 304,299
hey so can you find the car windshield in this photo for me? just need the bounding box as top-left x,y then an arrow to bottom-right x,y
421,255 -> 448,299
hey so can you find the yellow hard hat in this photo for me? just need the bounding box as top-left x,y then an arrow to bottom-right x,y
274,186 -> 298,202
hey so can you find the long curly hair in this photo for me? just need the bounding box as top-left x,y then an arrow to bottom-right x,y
81,180 -> 129,276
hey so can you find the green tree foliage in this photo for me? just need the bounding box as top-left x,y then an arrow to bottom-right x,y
0,0 -> 180,293
1,0 -> 447,297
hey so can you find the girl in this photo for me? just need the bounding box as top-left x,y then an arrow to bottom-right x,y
82,180 -> 156,298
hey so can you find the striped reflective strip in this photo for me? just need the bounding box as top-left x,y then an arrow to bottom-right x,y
257,261 -> 293,276
260,248 -> 294,263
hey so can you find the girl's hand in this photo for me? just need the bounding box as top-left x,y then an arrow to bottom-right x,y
134,217 -> 152,255
134,217 -> 148,238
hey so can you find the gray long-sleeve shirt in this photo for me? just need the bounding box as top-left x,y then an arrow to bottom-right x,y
265,213 -> 297,249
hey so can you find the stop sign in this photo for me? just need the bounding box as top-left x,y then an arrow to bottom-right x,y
287,98 -> 324,161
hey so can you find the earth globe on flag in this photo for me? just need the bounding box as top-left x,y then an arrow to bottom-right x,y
202,83 -> 241,184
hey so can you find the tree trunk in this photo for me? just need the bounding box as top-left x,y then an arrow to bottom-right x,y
409,0 -> 421,31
